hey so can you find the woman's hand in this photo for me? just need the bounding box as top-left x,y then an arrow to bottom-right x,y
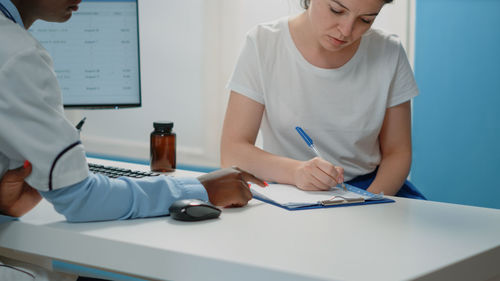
0,162 -> 42,217
293,157 -> 344,191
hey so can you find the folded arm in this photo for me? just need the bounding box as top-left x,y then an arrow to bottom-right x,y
0,163 -> 41,217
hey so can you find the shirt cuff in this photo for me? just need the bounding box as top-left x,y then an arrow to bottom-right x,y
169,177 -> 209,202
0,214 -> 18,224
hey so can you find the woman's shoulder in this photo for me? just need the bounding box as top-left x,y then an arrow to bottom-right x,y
362,28 -> 405,62
246,16 -> 289,44
363,28 -> 402,50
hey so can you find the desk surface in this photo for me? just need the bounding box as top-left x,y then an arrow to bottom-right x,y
1,158 -> 500,281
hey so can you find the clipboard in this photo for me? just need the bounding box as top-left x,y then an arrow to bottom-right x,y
250,183 -> 394,211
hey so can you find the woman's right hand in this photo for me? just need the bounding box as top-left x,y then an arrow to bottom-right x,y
293,157 -> 344,191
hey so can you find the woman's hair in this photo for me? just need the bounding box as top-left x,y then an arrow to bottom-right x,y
300,0 -> 393,9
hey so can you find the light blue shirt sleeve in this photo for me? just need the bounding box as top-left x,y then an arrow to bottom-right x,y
0,214 -> 17,224
40,173 -> 208,222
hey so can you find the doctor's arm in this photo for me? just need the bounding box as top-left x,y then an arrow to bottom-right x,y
41,167 -> 264,222
0,162 -> 42,217
367,101 -> 413,196
221,91 -> 342,191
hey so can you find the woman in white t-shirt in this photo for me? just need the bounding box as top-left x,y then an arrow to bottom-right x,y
221,0 -> 425,199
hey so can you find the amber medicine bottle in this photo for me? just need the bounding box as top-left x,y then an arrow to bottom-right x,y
150,121 -> 176,172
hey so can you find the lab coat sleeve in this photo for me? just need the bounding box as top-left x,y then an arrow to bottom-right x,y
40,173 -> 209,222
0,45 -> 88,191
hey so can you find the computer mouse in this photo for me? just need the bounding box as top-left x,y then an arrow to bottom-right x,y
169,199 -> 221,221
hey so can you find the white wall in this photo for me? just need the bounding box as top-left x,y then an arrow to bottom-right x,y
67,0 -> 414,168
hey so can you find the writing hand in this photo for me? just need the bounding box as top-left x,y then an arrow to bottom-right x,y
293,157 -> 344,191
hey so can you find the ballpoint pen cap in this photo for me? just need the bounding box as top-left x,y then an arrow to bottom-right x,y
295,126 -> 313,146
75,117 -> 87,131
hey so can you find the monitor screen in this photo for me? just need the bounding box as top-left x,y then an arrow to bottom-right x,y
29,0 -> 141,108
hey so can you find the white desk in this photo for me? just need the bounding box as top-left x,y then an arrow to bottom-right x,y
1,157 -> 500,281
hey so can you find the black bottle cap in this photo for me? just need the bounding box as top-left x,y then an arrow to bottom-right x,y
153,121 -> 174,131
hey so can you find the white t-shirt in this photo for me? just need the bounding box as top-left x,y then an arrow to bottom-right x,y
227,17 -> 418,180
0,14 -> 89,191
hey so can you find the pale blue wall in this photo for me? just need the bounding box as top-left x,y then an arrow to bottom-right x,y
412,0 -> 500,209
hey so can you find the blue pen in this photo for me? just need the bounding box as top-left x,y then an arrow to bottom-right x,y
295,126 -> 346,191
295,126 -> 322,157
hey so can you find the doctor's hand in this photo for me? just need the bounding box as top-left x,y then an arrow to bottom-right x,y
198,167 -> 266,208
0,162 -> 42,217
293,157 -> 344,191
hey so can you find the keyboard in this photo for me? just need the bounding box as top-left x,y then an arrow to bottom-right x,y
88,163 -> 161,178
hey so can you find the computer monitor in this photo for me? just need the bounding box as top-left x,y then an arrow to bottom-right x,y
29,0 -> 141,108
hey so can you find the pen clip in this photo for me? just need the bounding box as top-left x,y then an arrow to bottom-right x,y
75,117 -> 87,132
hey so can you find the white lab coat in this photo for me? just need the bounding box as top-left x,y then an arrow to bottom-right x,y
0,12 -> 85,281
0,13 -> 89,191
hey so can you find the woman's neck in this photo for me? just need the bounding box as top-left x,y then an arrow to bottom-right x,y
288,12 -> 361,69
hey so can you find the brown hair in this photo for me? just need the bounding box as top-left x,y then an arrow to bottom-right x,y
300,0 -> 393,9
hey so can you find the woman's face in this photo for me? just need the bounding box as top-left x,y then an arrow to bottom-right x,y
307,0 -> 384,52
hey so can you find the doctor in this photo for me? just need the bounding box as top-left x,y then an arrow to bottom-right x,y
0,0 -> 265,222
0,1 -> 264,280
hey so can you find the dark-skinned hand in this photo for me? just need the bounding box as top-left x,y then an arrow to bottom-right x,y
0,162 -> 42,217
197,167 -> 266,208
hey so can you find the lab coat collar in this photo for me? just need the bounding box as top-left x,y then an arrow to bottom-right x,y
0,0 -> 24,29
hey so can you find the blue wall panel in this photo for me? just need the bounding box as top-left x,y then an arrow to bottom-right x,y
412,0 -> 500,208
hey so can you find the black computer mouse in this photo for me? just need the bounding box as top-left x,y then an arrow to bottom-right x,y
169,199 -> 221,221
